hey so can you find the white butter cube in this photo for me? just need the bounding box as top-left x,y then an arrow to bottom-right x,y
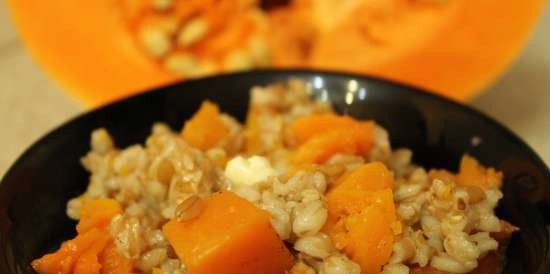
225,156 -> 276,186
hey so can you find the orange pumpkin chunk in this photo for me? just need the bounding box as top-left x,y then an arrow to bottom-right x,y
344,207 -> 395,274
32,228 -> 104,274
291,113 -> 374,164
162,191 -> 294,274
291,114 -> 357,144
293,129 -> 357,164
76,199 -> 122,234
181,101 -> 228,151
323,162 -> 397,274
457,154 -> 502,189
73,232 -> 111,274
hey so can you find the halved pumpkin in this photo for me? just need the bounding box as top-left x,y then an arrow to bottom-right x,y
6,0 -> 545,106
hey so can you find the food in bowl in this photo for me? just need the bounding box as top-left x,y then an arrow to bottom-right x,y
32,80 -> 517,274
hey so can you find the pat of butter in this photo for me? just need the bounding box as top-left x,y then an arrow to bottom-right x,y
224,156 -> 275,186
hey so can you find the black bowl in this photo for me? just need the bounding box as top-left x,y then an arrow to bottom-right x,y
1,70 -> 549,274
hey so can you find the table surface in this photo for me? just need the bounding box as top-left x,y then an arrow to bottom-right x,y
1,4 -> 549,177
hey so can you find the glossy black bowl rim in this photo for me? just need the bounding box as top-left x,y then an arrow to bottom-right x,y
1,69 -> 548,184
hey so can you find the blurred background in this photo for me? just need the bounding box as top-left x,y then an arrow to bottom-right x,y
0,1 -> 548,176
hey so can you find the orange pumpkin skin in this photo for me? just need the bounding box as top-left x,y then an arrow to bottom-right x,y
6,0 -> 545,106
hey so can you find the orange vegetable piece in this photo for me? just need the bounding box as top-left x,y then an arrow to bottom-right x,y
352,122 -> 375,155
99,242 -> 134,274
73,232 -> 111,274
293,129 -> 357,164
331,162 -> 393,191
323,162 -> 397,274
291,113 -> 375,158
181,101 -> 229,151
162,191 -> 294,274
76,199 -> 122,234
344,207 -> 395,274
32,228 -> 104,274
457,155 -> 502,189
291,114 -> 357,144
326,188 -> 396,225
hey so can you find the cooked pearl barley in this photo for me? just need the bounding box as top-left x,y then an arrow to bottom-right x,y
443,232 -> 480,262
66,197 -> 82,220
293,200 -> 328,237
137,248 -> 168,271
388,149 -> 413,178
381,263 -> 410,274
431,253 -> 478,273
411,231 -> 433,267
301,188 -> 322,203
290,262 -> 316,274
470,232 -> 498,255
421,214 -> 442,239
91,128 -> 114,155
311,172 -> 327,194
111,215 -> 145,259
477,213 -> 502,232
389,238 -> 415,263
261,191 -> 291,239
113,145 -> 148,176
320,255 -> 361,274
294,233 -> 336,259
175,195 -> 204,222
395,183 -> 424,201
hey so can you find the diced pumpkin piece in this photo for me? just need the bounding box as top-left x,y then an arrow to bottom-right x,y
323,162 -> 396,274
162,191 -> 293,274
76,199 -> 122,234
290,113 -> 375,159
181,101 -> 228,151
326,188 -> 396,225
331,162 -> 393,191
344,207 -> 394,274
293,129 -> 357,165
351,121 -> 375,155
32,228 -> 104,274
99,242 -> 134,274
457,155 -> 502,189
291,114 -> 356,144
73,232 -> 111,274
